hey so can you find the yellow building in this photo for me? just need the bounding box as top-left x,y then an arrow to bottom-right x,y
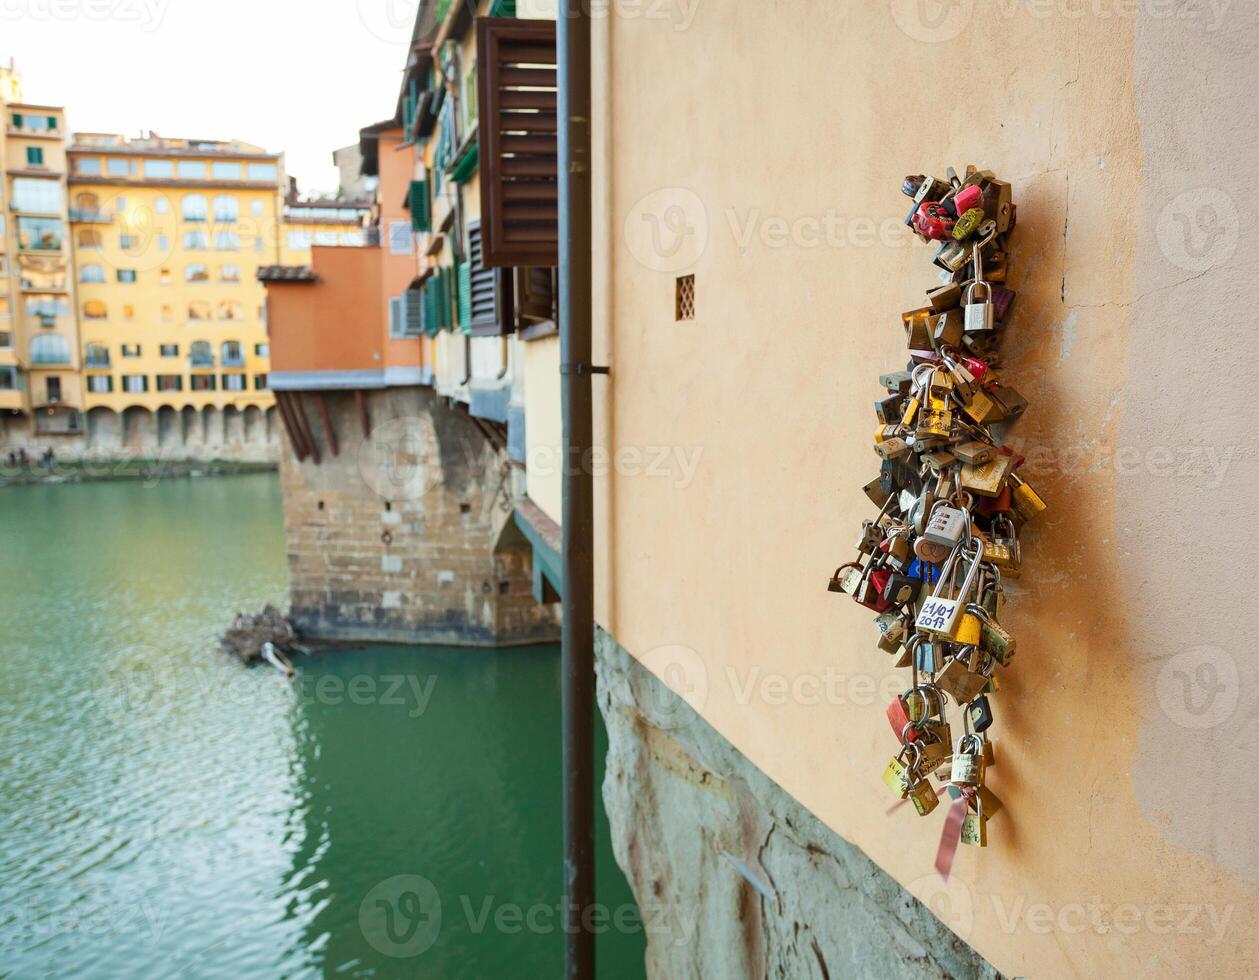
0,62 -> 84,441
66,133 -> 282,430
278,193 -> 371,268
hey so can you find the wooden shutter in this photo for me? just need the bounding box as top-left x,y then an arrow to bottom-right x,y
409,178 -> 430,233
515,266 -> 556,327
467,220 -> 513,335
477,17 -> 558,268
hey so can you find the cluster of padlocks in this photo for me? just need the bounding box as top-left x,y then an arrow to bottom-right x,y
828,166 -> 1046,850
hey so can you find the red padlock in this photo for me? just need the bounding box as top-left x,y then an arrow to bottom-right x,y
887,695 -> 921,743
913,201 -> 955,240
858,570 -> 895,612
975,484 -> 1013,517
952,183 -> 983,214
962,357 -> 990,384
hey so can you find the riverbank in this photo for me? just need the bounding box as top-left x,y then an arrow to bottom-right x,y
0,458 -> 277,487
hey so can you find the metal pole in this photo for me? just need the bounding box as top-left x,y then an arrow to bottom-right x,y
558,0 -> 594,975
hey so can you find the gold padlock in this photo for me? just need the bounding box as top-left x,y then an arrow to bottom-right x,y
1010,473 -> 1047,521
960,803 -> 988,847
909,778 -> 939,817
950,734 -> 984,786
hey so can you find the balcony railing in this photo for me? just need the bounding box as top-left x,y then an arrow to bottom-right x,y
68,209 -> 113,224
29,352 -> 71,366
85,356 -> 111,369
221,355 -> 245,368
189,355 -> 215,369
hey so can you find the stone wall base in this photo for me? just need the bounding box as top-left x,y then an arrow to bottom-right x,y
595,628 -> 1001,979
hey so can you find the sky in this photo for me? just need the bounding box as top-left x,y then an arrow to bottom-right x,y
1,0 -> 422,194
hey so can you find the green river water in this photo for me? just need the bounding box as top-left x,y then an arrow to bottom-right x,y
0,474 -> 645,978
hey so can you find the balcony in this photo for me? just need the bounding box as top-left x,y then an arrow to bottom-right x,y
221,355 -> 245,368
189,354 -> 216,369
68,208 -> 113,224
85,355 -> 111,369
29,351 -> 71,366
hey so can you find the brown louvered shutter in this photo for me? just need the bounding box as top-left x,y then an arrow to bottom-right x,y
467,219 -> 513,335
515,266 -> 556,327
477,17 -> 558,268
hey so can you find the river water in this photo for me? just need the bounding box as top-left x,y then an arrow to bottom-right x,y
0,474 -> 645,978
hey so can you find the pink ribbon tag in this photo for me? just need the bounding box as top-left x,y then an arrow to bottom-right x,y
934,789 -> 972,880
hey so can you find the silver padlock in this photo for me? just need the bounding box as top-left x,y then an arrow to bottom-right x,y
923,504 -> 967,549
963,243 -> 995,334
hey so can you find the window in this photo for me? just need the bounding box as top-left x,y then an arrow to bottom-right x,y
12,177 -> 62,213
79,264 -> 106,284
211,162 -> 242,180
75,158 -> 102,175
116,269 -> 137,283
156,374 -> 182,392
122,375 -> 148,393
214,230 -> 240,251
182,194 -> 207,221
388,221 -> 413,255
87,374 -> 113,393
212,195 -> 238,221
254,373 -> 268,390
188,301 -> 211,320
218,302 -> 242,321
315,230 -> 338,246
254,342 -> 269,357
0,366 -> 17,390
121,344 -> 141,357
83,300 -> 108,320
16,216 -> 63,250
183,230 -> 208,250
177,161 -> 207,178
185,263 -> 209,282
26,146 -> 44,166
221,340 -> 244,364
119,234 -> 135,250
146,160 -> 174,179
461,61 -> 478,136
251,201 -> 263,216
30,334 -> 70,364
84,343 -> 110,368
190,374 -> 216,391
26,297 -> 68,320
222,373 -> 246,391
189,340 -> 213,365
107,158 -> 134,177
219,263 -> 241,282
78,228 -> 103,248
155,195 -> 170,213
388,295 -> 403,337
340,231 -> 366,246
158,234 -> 170,252
45,377 -> 62,402
246,163 -> 278,182
287,230 -> 311,250
115,196 -> 127,212
160,344 -> 179,357
75,191 -> 100,212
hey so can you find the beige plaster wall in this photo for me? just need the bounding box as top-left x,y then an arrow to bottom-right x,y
523,332 -> 562,523
591,2 -> 1257,976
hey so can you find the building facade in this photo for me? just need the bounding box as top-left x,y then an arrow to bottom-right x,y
0,63 -> 84,444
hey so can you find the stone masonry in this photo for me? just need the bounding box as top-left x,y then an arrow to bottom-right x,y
280,386 -> 558,645
595,629 -> 1001,980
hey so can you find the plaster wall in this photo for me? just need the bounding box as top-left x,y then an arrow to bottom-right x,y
591,3 -> 1258,976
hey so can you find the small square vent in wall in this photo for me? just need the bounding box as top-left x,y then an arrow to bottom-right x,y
675,274 -> 695,321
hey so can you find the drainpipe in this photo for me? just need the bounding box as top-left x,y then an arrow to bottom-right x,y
558,1 -> 594,977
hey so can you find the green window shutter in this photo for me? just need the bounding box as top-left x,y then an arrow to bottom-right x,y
441,267 -> 454,330
26,147 -> 43,165
11,113 -> 21,127
457,261 -> 472,334
489,0 -> 516,16
47,115 -> 57,129
409,179 -> 430,232
423,282 -> 438,338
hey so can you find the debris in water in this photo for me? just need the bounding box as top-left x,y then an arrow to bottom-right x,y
220,604 -> 306,666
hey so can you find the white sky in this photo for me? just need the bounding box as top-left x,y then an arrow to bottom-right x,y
1,0 -> 422,194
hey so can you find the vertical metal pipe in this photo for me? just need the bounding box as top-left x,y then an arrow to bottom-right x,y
558,0 -> 594,976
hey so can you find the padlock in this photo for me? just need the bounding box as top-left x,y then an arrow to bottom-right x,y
969,603 -> 1016,665
926,282 -> 962,313
974,483 -> 1013,517
883,751 -> 912,799
951,183 -> 984,216
961,357 -> 990,384
913,200 -> 955,240
854,519 -> 884,554
985,383 -> 1028,420
828,561 -> 864,595
952,440 -> 995,466
915,538 -> 983,638
959,454 -> 1013,497
967,695 -> 993,733
862,476 -> 891,508
953,610 -> 982,646
874,437 -> 911,461
881,572 -> 919,605
935,651 -> 990,703
875,608 -> 907,643
908,778 -> 939,816
991,284 -> 1016,323
921,450 -> 957,474
950,733 -> 984,786
879,533 -> 911,569
922,504 -> 967,549
902,307 -> 934,350
902,175 -> 945,227
983,176 -> 1013,232
951,207 -> 986,241
907,556 -> 941,585
875,393 -> 904,425
963,280 -> 995,334
880,369 -> 914,393
930,308 -> 964,349
1010,473 -> 1047,522
915,405 -> 952,443
859,568 -> 896,612
903,685 -> 942,725
933,239 -> 972,274
975,785 -> 1002,821
960,797 -> 988,847
887,693 -> 923,743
